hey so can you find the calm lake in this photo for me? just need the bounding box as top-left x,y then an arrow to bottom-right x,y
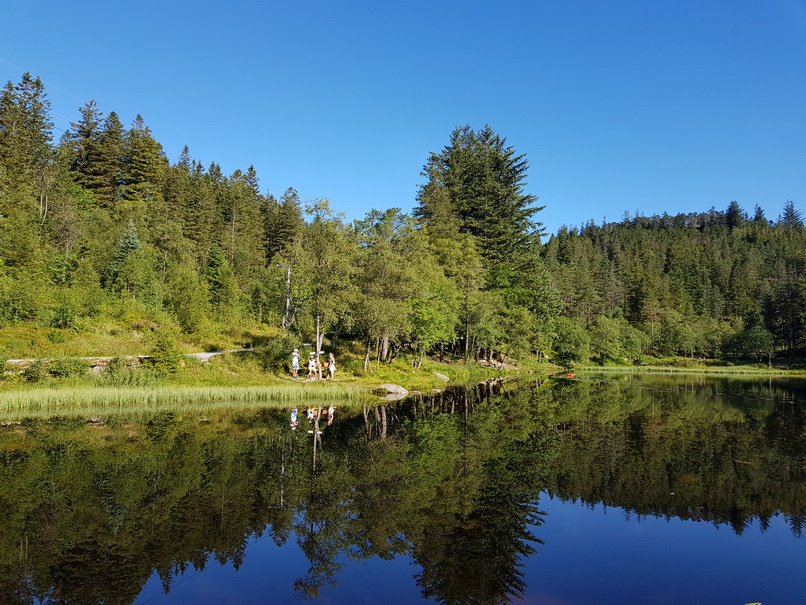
1,374 -> 804,604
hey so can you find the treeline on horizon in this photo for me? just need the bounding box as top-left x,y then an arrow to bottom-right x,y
1,72 -> 805,367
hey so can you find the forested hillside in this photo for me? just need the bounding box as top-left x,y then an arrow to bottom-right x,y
545,204 -> 806,364
0,73 -> 803,368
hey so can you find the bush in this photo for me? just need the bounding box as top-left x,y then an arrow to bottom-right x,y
46,329 -> 67,343
49,301 -> 79,329
47,357 -> 89,378
254,334 -> 300,372
147,329 -> 185,375
24,361 -> 48,383
101,357 -> 159,387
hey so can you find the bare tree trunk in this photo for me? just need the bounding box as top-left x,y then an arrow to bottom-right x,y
381,336 -> 389,363
364,338 -> 373,372
315,314 -> 323,380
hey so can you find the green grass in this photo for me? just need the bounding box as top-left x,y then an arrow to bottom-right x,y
0,382 -> 369,420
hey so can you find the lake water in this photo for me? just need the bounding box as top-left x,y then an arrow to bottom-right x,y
1,373 -> 803,604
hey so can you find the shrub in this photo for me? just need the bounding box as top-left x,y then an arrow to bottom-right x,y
24,361 -> 48,383
47,357 -> 89,378
254,334 -> 300,372
46,329 -> 67,343
101,357 -> 159,387
147,329 -> 185,375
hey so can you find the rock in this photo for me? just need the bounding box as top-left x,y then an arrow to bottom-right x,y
376,384 -> 409,396
434,372 -> 449,382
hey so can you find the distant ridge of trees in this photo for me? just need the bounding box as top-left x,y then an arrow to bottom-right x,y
545,202 -> 805,363
1,72 -> 804,366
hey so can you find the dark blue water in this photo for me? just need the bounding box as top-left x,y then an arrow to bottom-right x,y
130,493 -> 804,605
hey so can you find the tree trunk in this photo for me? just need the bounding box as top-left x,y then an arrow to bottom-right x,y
315,314 -> 323,380
381,336 -> 389,363
364,338 -> 372,372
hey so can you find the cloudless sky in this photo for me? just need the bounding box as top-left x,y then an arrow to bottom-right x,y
3,0 -> 805,236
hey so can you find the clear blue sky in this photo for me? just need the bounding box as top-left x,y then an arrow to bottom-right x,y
3,0 -> 805,236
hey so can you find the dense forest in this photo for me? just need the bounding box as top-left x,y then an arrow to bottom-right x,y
1,72 -> 804,367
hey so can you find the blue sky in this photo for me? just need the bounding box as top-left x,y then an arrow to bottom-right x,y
3,0 -> 805,236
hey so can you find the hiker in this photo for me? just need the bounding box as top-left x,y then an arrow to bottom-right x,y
327,352 -> 336,380
307,353 -> 317,380
291,349 -> 300,378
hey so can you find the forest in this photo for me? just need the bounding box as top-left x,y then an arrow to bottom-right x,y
1,72 -> 805,370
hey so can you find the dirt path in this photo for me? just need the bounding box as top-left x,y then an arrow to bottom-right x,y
5,349 -> 253,368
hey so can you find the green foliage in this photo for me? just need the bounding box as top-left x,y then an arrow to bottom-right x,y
2,72 -> 803,370
724,324 -> 775,361
146,328 -> 184,375
23,360 -> 48,382
552,317 -> 590,365
254,334 -> 300,371
0,276 -> 41,324
46,356 -> 89,378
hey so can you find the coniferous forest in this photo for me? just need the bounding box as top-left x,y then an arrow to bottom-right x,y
1,73 -> 805,369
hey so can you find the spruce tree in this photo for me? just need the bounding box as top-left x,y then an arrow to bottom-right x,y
415,125 -> 544,266
0,72 -> 53,188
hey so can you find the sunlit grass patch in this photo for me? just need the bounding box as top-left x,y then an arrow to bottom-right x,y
0,382 -> 368,420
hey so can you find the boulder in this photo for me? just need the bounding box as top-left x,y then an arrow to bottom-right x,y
375,384 -> 409,397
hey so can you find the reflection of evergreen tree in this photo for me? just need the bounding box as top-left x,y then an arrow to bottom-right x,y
407,390 -> 558,604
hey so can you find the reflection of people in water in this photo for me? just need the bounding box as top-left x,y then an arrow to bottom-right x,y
327,405 -> 335,426
290,408 -> 299,430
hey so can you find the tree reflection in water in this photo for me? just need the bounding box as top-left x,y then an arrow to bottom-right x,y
0,374 -> 803,604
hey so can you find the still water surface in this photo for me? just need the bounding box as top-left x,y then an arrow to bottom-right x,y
1,374 -> 803,604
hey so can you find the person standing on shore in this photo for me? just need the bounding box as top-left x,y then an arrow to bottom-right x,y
307,353 -> 317,380
327,352 -> 336,380
291,349 -> 300,378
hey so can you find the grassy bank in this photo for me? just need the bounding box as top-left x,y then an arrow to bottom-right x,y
0,342 -> 528,418
0,382 -> 367,421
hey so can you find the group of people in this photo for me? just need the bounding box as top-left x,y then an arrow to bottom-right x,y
291,349 -> 336,380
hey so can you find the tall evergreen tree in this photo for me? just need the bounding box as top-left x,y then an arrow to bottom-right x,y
62,100 -> 104,194
121,114 -> 167,225
415,125 -> 544,267
0,72 -> 53,187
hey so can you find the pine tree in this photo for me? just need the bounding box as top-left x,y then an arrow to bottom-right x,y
415,125 -> 544,266
62,100 -> 104,193
94,111 -> 125,206
778,201 -> 804,231
121,114 -> 167,225
0,72 -> 53,187
264,187 -> 303,262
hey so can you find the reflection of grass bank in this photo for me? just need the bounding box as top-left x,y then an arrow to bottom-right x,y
575,363 -> 806,377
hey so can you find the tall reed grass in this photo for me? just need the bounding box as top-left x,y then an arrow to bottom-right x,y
0,382 -> 368,419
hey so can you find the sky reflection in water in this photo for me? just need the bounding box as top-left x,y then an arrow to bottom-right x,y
131,493 -> 805,605
132,489 -> 805,605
